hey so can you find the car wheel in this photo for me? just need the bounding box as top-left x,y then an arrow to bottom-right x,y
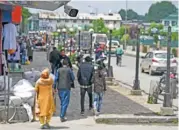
149,67 -> 154,75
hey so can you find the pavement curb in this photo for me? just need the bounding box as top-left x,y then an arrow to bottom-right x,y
94,114 -> 178,125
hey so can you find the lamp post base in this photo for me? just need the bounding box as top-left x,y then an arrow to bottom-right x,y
160,107 -> 174,116
107,66 -> 113,78
131,79 -> 142,95
131,89 -> 142,95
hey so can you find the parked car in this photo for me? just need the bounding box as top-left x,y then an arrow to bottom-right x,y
140,51 -> 177,75
106,40 -> 120,54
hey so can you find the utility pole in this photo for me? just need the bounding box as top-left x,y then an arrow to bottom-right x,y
124,0 -> 128,50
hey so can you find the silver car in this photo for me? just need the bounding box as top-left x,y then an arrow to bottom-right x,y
140,51 -> 177,75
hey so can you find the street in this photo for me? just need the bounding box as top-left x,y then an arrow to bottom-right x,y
111,55 -> 178,107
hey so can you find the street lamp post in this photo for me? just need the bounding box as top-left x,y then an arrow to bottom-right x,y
160,26 -> 174,116
107,24 -> 114,77
69,28 -> 74,56
164,26 -> 172,108
62,28 -> 67,48
130,25 -> 142,95
89,28 -> 94,57
57,29 -> 61,45
78,26 -> 82,52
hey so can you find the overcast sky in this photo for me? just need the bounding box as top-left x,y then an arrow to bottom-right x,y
29,0 -> 178,15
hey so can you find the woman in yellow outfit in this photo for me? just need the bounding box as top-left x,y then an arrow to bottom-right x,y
35,68 -> 55,129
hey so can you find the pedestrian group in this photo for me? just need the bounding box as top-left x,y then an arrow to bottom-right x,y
35,47 -> 106,129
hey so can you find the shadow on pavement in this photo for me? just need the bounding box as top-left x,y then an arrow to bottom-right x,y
50,126 -> 69,130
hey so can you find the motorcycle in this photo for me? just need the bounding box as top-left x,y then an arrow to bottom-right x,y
158,71 -> 178,94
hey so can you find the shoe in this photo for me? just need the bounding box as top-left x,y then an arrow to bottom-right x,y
45,123 -> 50,129
93,109 -> 99,116
89,107 -> 93,111
60,117 -> 67,122
40,124 -> 45,129
81,111 -> 85,116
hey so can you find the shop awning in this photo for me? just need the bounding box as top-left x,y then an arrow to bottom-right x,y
0,1 -> 13,10
9,1 -> 71,11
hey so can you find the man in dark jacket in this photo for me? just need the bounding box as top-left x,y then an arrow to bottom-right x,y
49,47 -> 60,74
77,56 -> 94,115
59,49 -> 72,68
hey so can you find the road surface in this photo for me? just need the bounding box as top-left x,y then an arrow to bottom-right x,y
111,55 -> 178,107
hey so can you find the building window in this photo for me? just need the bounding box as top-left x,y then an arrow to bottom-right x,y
82,20 -> 84,23
114,21 -> 116,24
65,19 -> 69,22
73,19 -> 77,23
164,21 -> 170,26
172,21 -> 177,26
106,21 -> 109,24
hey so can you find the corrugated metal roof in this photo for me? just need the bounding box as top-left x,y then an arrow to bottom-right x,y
10,1 -> 70,11
162,12 -> 178,21
0,1 -> 13,10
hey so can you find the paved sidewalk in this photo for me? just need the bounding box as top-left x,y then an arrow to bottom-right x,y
25,52 -> 153,118
0,119 -> 177,130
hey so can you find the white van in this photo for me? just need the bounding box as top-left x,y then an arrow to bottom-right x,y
92,33 -> 108,49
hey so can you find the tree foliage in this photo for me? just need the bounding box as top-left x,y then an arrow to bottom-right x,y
148,22 -> 164,35
22,7 -> 31,33
171,32 -> 178,41
118,9 -> 143,20
118,1 -> 177,22
121,34 -> 130,42
145,1 -> 177,22
92,18 -> 108,33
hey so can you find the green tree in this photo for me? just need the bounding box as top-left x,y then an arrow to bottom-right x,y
171,32 -> 178,41
160,31 -> 167,36
145,1 -> 177,22
121,34 -> 130,42
118,9 -> 143,20
92,18 -> 108,33
148,22 -> 164,35
118,9 -> 126,20
22,7 -> 31,33
119,26 -> 126,37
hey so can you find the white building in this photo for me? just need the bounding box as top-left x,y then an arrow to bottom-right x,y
38,11 -> 122,31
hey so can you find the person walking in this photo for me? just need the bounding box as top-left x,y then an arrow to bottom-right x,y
77,56 -> 94,116
93,65 -> 106,116
59,49 -> 72,68
49,47 -> 60,74
35,68 -> 55,129
54,59 -> 75,122
27,38 -> 34,62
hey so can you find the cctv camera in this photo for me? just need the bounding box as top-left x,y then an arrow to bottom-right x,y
64,5 -> 79,17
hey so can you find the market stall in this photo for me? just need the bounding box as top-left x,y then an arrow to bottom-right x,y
0,1 -> 72,123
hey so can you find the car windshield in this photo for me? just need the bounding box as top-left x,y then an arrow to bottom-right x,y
96,36 -> 107,43
155,53 -> 174,59
112,41 -> 119,46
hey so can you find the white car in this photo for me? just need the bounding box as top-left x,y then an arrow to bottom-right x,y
106,40 -> 120,54
140,51 -> 177,75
